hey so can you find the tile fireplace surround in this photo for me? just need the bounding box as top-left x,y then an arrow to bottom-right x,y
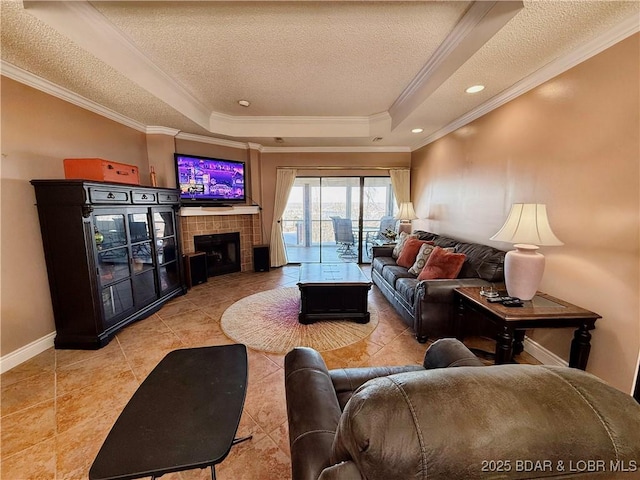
180,214 -> 262,273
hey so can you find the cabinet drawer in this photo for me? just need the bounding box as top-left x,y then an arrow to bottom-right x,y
158,192 -> 180,204
132,191 -> 157,204
89,188 -> 130,204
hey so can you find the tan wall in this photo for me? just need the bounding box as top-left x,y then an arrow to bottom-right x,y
0,77 -> 149,356
411,34 -> 640,393
259,151 -> 411,242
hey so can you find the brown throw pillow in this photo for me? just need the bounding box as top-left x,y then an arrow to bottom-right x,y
417,246 -> 466,280
396,238 -> 428,268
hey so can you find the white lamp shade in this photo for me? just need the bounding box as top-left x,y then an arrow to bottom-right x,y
490,204 -> 563,246
491,203 -> 562,300
395,202 -> 417,221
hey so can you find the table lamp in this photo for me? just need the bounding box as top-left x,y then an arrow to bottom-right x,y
395,202 -> 417,235
490,203 -> 563,300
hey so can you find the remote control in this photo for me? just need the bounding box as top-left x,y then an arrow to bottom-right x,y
502,299 -> 524,307
487,296 -> 515,303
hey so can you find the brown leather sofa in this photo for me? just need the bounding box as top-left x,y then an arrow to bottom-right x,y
371,231 -> 506,342
285,339 -> 640,480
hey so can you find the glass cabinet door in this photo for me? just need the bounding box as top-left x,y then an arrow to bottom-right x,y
154,209 -> 180,294
94,213 -> 135,326
128,211 -> 158,308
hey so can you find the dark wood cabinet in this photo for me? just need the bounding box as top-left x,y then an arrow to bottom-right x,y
31,179 -> 186,349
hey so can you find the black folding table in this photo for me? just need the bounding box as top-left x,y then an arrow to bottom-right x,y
89,344 -> 250,480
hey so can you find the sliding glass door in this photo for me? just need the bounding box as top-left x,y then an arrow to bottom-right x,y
282,176 -> 396,263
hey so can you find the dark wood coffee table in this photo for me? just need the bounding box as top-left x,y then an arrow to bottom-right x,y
89,344 -> 250,480
297,263 -> 372,324
454,287 -> 600,370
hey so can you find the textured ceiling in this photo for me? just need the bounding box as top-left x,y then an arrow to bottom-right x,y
1,1 -> 638,150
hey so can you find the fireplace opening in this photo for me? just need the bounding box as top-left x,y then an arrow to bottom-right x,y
194,232 -> 241,276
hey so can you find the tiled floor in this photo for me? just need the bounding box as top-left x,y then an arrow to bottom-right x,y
1,265 -> 539,480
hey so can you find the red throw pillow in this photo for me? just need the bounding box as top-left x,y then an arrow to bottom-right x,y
396,238 -> 428,268
417,246 -> 466,280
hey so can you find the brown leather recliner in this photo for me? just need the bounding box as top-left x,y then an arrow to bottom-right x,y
284,339 -> 640,480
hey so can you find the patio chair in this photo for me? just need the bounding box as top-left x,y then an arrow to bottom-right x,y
366,215 -> 398,254
333,217 -> 357,258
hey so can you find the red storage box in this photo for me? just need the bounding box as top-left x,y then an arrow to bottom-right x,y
64,158 -> 140,185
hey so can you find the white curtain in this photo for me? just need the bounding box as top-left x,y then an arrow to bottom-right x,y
270,168 -> 297,267
389,169 -> 410,206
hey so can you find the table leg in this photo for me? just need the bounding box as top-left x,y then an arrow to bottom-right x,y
211,465 -> 216,480
513,330 -> 526,356
495,326 -> 513,364
569,324 -> 592,370
232,435 -> 253,445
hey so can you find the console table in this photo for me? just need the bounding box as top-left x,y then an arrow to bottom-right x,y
89,344 -> 250,480
454,287 -> 600,370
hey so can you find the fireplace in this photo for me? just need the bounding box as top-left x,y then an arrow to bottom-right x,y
194,232 -> 241,277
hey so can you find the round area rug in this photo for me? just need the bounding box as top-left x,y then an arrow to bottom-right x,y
221,287 -> 378,354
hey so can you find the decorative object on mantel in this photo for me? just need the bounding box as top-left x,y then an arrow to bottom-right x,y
220,287 -> 378,354
490,203 -> 563,300
395,202 -> 418,234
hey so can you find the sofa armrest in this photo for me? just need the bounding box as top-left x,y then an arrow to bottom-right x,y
285,347 -> 343,480
423,338 -> 484,368
415,278 -> 490,304
372,245 -> 394,258
330,365 -> 424,410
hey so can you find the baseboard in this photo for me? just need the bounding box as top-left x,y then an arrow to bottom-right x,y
0,332 -> 56,374
523,337 -> 568,367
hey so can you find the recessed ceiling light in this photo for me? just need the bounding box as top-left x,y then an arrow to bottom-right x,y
238,100 -> 250,107
411,128 -> 424,134
465,85 -> 485,94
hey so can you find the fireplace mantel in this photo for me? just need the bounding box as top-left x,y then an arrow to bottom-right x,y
179,205 -> 260,217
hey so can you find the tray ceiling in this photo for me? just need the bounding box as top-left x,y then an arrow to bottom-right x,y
1,1 -> 638,150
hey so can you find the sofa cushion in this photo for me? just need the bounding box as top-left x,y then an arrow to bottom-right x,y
454,241 -> 505,282
396,238 -> 429,268
418,246 -> 466,280
372,256 -> 397,275
381,265 -> 415,288
395,277 -> 419,305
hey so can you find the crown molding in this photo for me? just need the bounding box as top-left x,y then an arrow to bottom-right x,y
0,61 -> 147,132
23,0 -> 212,130
412,13 -> 640,151
247,143 -> 264,152
175,132 -> 249,150
261,145 -> 410,153
146,126 -> 180,136
389,1 -> 523,129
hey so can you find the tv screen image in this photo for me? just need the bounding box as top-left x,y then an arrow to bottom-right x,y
174,154 -> 246,205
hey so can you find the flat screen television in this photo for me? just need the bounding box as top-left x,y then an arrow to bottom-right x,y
174,153 -> 246,206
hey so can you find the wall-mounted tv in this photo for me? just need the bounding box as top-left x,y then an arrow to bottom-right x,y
174,153 -> 246,206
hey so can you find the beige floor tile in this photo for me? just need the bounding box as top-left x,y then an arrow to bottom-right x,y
55,339 -> 122,369
244,370 -> 288,435
55,346 -> 131,397
0,348 -> 55,387
1,399 -> 56,458
1,371 -> 55,417
215,435 -> 291,480
56,369 -> 138,434
246,349 -> 282,383
1,436 -> 56,480
55,409 -> 120,480
161,308 -> 232,347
